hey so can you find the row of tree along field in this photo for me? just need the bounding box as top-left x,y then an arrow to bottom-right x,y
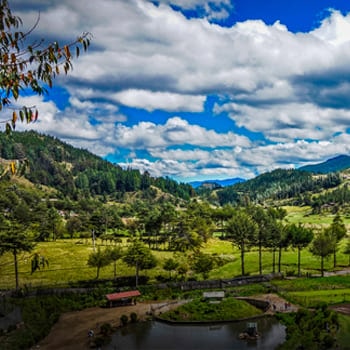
1,179 -> 350,290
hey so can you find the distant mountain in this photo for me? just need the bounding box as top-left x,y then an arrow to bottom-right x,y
189,178 -> 245,189
298,155 -> 350,174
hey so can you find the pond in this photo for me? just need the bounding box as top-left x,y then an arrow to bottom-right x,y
106,317 -> 286,350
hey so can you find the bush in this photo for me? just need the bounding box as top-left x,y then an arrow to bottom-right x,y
286,270 -> 296,277
322,334 -> 335,348
155,274 -> 170,283
120,314 -> 128,326
130,312 -> 138,323
94,335 -> 110,347
100,322 -> 113,336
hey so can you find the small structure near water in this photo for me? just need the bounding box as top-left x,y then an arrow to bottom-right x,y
239,322 -> 259,340
105,290 -> 141,307
202,291 -> 225,303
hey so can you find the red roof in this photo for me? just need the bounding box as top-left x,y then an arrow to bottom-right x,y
106,290 -> 141,301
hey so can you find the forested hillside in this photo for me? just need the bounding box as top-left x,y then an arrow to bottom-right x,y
213,168 -> 342,206
0,131 -> 194,200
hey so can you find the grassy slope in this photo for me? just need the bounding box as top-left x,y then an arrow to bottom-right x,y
0,235 -> 348,289
160,297 -> 262,322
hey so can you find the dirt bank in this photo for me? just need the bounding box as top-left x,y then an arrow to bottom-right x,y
34,301 -> 184,350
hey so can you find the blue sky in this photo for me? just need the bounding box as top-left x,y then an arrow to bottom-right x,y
8,0 -> 350,182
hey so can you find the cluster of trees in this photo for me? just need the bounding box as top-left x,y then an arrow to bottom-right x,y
85,201 -> 349,283
87,240 -> 156,287
87,239 -> 226,287
127,201 -> 349,280
225,207 -> 347,278
277,304 -> 339,349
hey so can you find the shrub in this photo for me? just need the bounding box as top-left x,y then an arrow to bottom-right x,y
286,270 -> 296,277
130,312 -> 138,323
100,322 -> 113,336
322,334 -> 335,348
120,314 -> 128,326
94,336 -> 108,347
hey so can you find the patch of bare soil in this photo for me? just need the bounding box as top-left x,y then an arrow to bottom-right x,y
329,304 -> 350,315
33,301 -> 184,350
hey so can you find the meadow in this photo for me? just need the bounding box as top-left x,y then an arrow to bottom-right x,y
0,234 -> 348,290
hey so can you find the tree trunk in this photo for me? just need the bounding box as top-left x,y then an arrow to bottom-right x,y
240,242 -> 245,276
333,249 -> 337,268
135,262 -> 139,287
298,247 -> 301,277
258,241 -> 262,275
113,261 -> 117,280
272,249 -> 276,274
278,246 -> 282,273
96,266 -> 100,279
321,256 -> 324,277
13,249 -> 19,290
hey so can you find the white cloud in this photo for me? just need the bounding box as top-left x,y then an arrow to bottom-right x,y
112,117 -> 251,149
8,1 -> 350,180
215,101 -> 350,142
311,10 -> 350,46
113,89 -> 205,112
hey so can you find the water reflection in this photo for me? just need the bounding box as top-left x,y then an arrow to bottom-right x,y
106,317 -> 285,350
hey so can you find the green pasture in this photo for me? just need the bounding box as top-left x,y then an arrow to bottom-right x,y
271,275 -> 350,308
0,235 -> 349,290
284,205 -> 350,226
272,275 -> 350,292
286,289 -> 350,307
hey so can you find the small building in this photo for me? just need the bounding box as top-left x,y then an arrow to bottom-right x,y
239,322 -> 259,340
105,290 -> 141,307
246,322 -> 258,337
202,291 -> 225,303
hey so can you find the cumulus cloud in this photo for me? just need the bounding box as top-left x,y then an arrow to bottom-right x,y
215,101 -> 350,142
7,1 -> 350,181
112,117 -> 251,149
113,90 -> 205,112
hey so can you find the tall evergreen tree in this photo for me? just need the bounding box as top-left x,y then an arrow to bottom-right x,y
310,229 -> 335,277
288,223 -> 314,276
123,240 -> 157,287
0,222 -> 34,289
226,209 -> 258,276
326,213 -> 347,268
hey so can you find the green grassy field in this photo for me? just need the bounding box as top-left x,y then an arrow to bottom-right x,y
0,235 -> 349,290
284,205 -> 350,226
160,297 -> 262,322
286,289 -> 350,307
